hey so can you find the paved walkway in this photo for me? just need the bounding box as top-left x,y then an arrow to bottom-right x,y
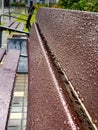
7,74 -> 28,130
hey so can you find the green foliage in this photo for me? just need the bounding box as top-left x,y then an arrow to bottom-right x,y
0,22 -> 5,26
10,2 -> 25,7
58,0 -> 98,12
78,0 -> 87,10
71,2 -> 80,10
34,3 -> 40,10
10,2 -> 17,6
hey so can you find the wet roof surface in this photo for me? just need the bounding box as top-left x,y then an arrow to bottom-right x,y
37,8 -> 98,128
27,24 -> 83,130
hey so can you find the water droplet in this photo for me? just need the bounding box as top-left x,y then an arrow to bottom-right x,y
81,97 -> 84,102
64,120 -> 66,124
84,23 -> 86,25
77,126 -> 80,130
79,35 -> 82,38
93,65 -> 96,69
82,44 -> 85,47
89,43 -> 92,46
73,117 -> 76,120
92,37 -> 96,41
89,74 -> 92,77
95,119 -> 97,123
88,22 -> 92,25
94,50 -> 97,53
94,82 -> 97,85
81,62 -> 83,65
81,77 -> 85,80
91,69 -> 94,72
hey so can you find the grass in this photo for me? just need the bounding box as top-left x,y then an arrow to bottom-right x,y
0,22 -> 5,26
16,9 -> 37,32
0,9 -> 37,32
